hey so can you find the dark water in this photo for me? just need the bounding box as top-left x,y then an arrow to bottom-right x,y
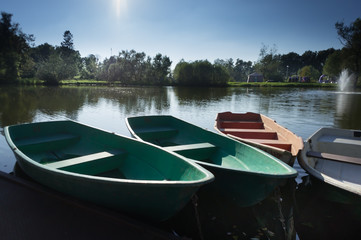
1,85 -> 361,239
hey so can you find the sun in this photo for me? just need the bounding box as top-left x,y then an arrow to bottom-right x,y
114,0 -> 127,18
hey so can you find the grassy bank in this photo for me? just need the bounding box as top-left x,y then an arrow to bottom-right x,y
17,78 -> 342,88
227,82 -> 337,88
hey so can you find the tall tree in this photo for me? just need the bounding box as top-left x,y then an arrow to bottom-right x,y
61,30 -> 74,50
58,30 -> 81,79
335,18 -> 361,82
0,12 -> 34,82
255,44 -> 282,81
323,50 -> 344,78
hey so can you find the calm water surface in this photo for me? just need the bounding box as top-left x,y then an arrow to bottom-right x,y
1,85 -> 361,239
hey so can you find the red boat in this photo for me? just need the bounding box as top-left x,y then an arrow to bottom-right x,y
215,112 -> 303,166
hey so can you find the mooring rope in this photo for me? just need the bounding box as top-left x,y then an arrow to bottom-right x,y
192,194 -> 204,240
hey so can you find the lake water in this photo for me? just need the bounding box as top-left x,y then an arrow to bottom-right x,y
1,85 -> 361,239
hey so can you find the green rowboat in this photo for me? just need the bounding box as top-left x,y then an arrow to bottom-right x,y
126,115 -> 297,207
5,120 -> 214,222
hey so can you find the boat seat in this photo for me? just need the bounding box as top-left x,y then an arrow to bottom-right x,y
135,127 -> 178,139
45,149 -> 126,174
219,121 -> 264,129
318,135 -> 361,146
307,151 -> 361,165
164,143 -> 216,160
226,130 -> 278,140
220,128 -> 274,133
163,143 -> 216,152
246,139 -> 291,151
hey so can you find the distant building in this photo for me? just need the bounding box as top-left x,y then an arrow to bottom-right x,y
247,72 -> 263,82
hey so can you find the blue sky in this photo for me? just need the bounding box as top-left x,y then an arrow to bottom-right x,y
2,0 -> 361,65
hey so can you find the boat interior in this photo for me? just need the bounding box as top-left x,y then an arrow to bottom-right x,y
216,112 -> 303,155
13,131 -> 203,181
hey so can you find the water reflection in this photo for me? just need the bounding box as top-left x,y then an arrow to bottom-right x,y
295,175 -> 361,239
165,180 -> 297,240
1,85 -> 361,239
335,92 -> 361,130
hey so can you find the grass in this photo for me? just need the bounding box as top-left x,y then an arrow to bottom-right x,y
60,79 -> 109,85
227,82 -> 337,88
16,78 -> 349,89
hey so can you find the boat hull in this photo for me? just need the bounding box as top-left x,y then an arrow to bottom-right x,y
126,115 -> 297,207
298,127 -> 361,202
5,121 -> 214,222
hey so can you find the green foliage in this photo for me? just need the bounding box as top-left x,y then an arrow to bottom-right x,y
96,50 -> 172,85
254,44 -> 283,82
174,60 -> 229,86
233,59 -> 253,82
80,54 -> 98,79
298,65 -> 320,81
335,18 -> 361,82
323,50 -> 344,77
0,12 -> 34,83
36,53 -> 65,85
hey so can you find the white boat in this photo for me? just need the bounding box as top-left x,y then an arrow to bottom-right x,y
298,127 -> 361,198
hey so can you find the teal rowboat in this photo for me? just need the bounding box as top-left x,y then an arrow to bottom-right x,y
5,120 -> 214,222
126,115 -> 298,207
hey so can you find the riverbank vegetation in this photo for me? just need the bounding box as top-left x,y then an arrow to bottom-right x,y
1,11 -> 360,87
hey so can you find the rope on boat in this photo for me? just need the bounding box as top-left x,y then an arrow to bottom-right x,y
192,194 -> 204,240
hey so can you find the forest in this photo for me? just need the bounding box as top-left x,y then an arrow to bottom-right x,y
1,11 -> 360,86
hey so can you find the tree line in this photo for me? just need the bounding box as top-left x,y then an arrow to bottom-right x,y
1,11 -> 360,86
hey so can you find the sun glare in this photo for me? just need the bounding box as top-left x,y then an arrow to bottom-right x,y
114,0 -> 127,18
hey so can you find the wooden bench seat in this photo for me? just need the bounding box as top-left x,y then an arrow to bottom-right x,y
318,135 -> 361,146
225,130 -> 278,140
163,143 -> 216,152
307,151 -> 361,165
45,149 -> 126,174
135,127 -> 178,139
219,121 -> 264,129
164,143 -> 217,160
246,138 -> 291,151
220,128 -> 274,133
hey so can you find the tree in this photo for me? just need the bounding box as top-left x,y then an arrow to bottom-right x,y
298,65 -> 320,82
61,30 -> 74,50
58,30 -> 81,79
152,53 -> 172,85
0,12 -> 34,82
81,54 -> 99,79
173,60 -> 229,86
233,59 -> 253,82
280,52 -> 302,80
255,44 -> 282,81
323,50 -> 344,78
36,52 -> 65,84
335,18 -> 361,82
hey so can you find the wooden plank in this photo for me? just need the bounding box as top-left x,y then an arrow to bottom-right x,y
318,135 -> 361,146
46,149 -> 125,169
220,121 -> 264,129
164,143 -> 216,152
306,151 -> 361,165
220,128 -> 274,133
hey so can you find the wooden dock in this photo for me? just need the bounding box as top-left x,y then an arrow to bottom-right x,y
0,170 -> 179,240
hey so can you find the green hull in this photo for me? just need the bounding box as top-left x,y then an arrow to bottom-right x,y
126,115 -> 297,206
5,120 -> 214,222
